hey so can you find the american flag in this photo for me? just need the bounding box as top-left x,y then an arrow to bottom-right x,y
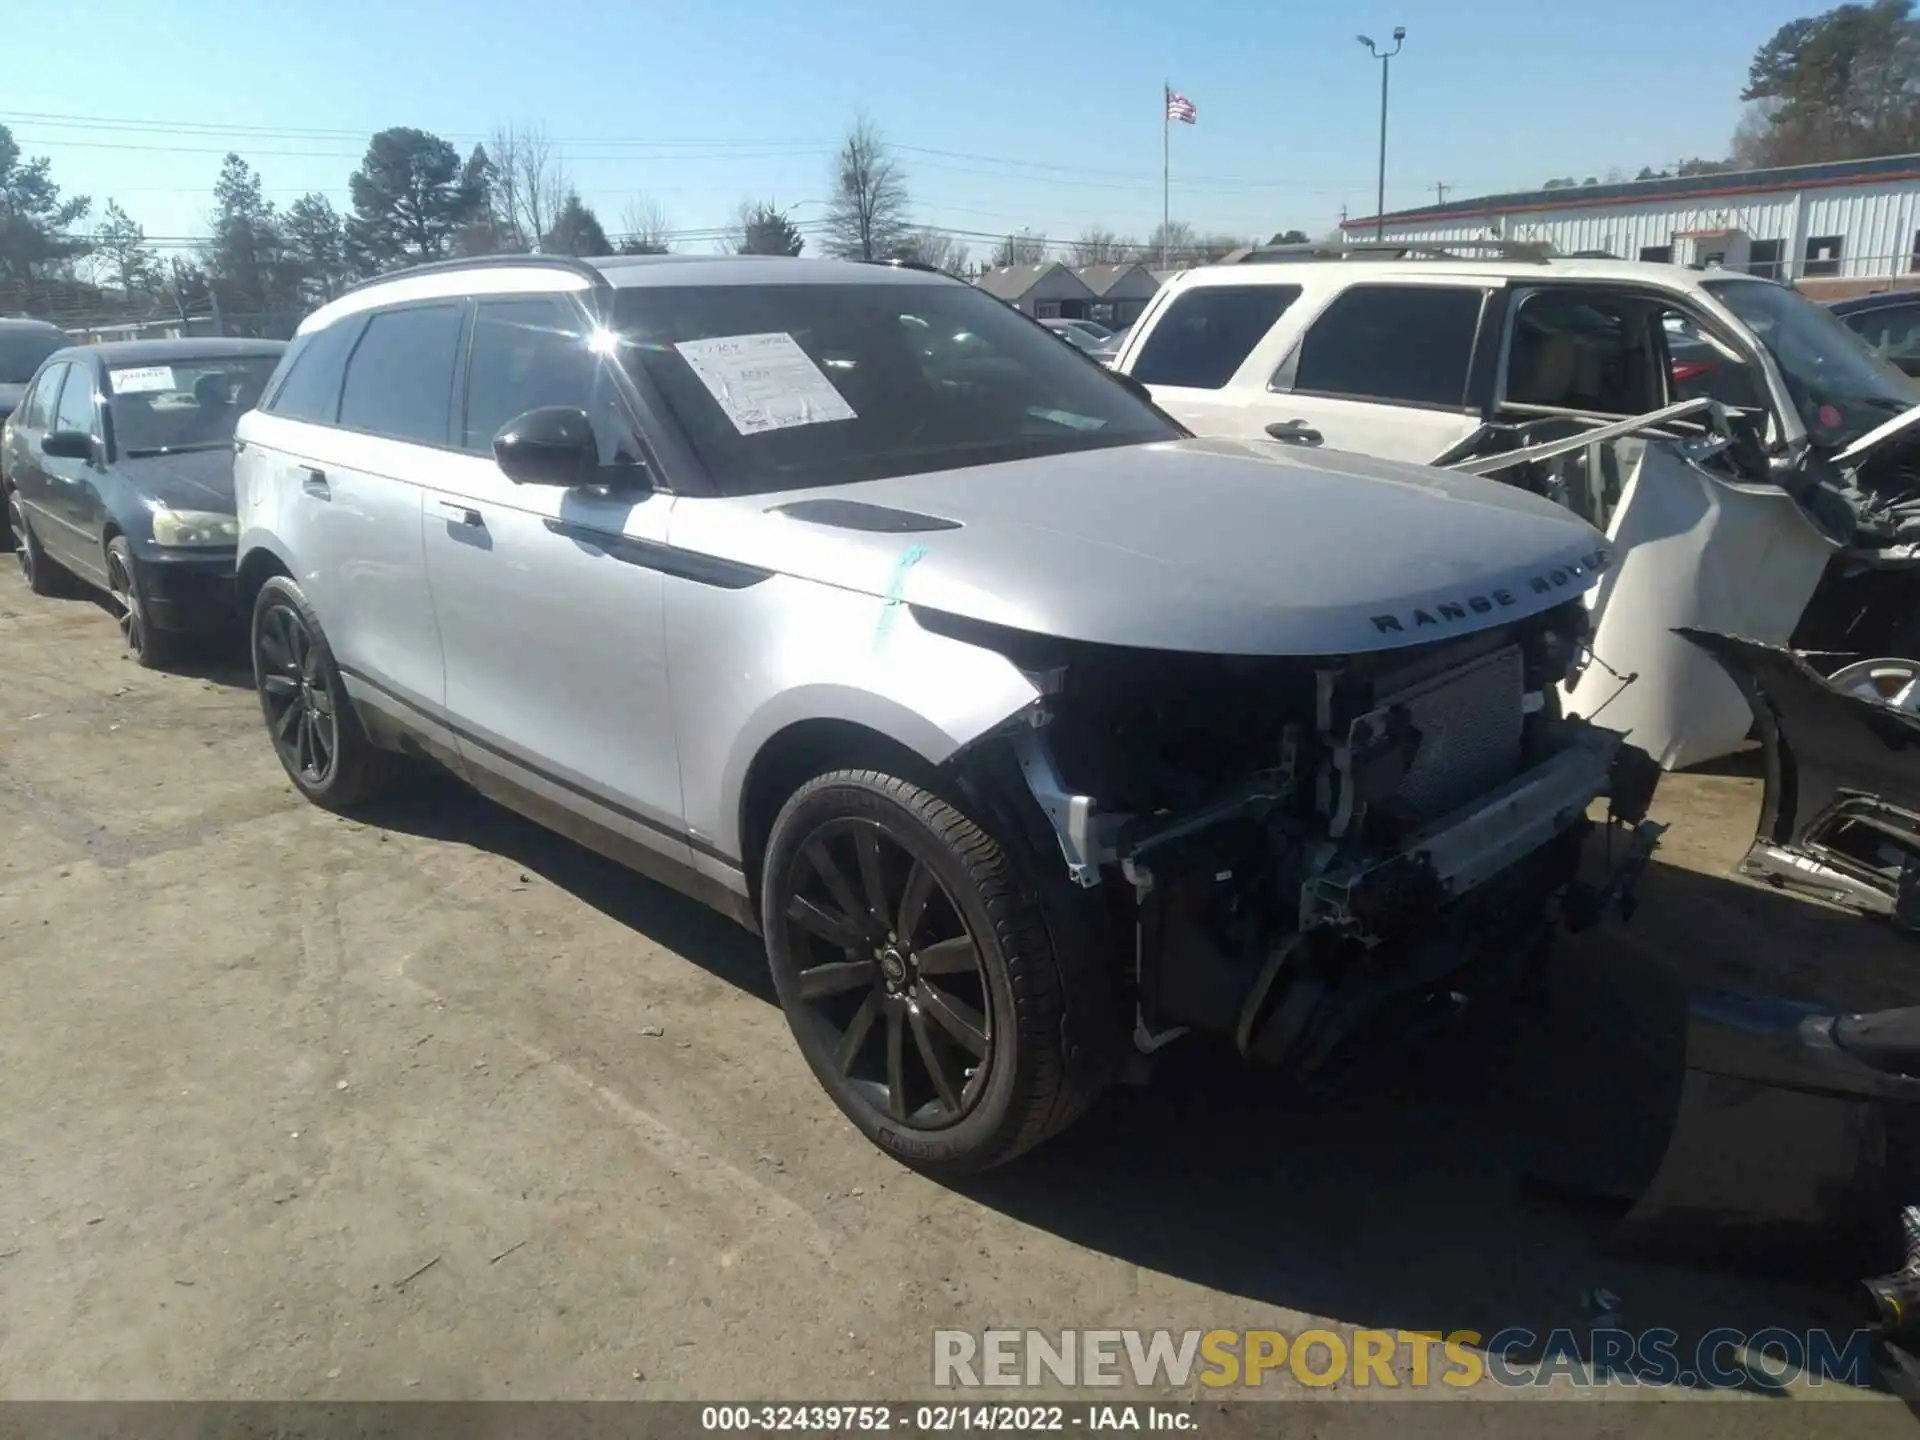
1166,89 -> 1197,124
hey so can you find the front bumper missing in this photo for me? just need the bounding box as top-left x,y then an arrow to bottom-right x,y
1300,725 -> 1665,935
1681,628 -> 1920,929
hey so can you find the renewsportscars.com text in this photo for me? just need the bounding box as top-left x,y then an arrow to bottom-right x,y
932,1327 -> 1877,1390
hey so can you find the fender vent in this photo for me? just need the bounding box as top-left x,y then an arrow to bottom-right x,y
768,499 -> 961,533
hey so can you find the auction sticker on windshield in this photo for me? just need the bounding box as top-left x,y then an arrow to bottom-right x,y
110,366 -> 176,395
674,332 -> 857,435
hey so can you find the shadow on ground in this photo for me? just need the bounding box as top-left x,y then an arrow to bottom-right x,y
359,768 -> 774,1003
357,769 -> 1916,1393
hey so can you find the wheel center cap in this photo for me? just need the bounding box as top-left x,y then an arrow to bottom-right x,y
879,948 -> 908,985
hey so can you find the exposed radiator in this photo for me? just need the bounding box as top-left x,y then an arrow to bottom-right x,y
1376,643 -> 1525,822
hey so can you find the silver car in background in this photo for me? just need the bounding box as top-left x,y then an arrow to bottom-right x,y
234,254 -> 1661,1174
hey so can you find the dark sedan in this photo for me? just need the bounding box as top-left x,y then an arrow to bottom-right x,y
2,338 -> 284,667
1829,290 -> 1920,379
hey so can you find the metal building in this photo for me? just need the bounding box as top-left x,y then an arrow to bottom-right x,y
1341,153 -> 1920,297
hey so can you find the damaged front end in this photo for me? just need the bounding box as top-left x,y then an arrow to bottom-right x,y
1683,628 -> 1920,930
929,600 -> 1665,1080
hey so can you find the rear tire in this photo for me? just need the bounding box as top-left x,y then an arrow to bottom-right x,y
251,575 -> 399,811
761,768 -> 1106,1175
9,493 -> 69,597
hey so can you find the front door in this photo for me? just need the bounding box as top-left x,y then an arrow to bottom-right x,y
421,295 -> 689,876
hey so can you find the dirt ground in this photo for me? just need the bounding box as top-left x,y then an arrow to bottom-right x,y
5,575 -> 1920,1412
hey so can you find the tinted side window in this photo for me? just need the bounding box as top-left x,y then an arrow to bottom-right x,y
53,364 -> 96,436
1293,285 -> 1484,407
1131,285 -> 1302,389
20,363 -> 65,430
337,304 -> 464,445
461,297 -> 597,452
267,317 -> 363,424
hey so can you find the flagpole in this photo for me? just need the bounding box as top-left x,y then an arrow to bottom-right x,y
1161,81 -> 1170,269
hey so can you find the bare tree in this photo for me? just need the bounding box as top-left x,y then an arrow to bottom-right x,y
619,195 -> 673,254
896,228 -> 969,276
992,233 -> 1046,267
823,113 -> 910,261
1069,228 -> 1131,266
488,122 -> 568,252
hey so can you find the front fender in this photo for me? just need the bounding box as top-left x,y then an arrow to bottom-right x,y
670,572 -> 1044,861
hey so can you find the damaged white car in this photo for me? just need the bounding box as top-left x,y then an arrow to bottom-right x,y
236,253 -> 1662,1174
1115,244 -> 1920,770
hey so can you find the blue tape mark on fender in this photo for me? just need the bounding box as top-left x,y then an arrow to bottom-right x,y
872,543 -> 931,655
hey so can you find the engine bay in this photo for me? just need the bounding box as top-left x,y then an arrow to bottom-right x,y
930,599 -> 1664,1078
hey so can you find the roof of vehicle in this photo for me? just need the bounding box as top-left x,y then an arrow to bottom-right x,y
1162,254 -> 1774,292
1828,289 -> 1920,316
302,254 -> 968,335
64,337 -> 288,366
0,316 -> 65,335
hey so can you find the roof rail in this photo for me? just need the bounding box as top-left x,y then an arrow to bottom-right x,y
341,252 -> 610,297
1220,239 -> 1554,266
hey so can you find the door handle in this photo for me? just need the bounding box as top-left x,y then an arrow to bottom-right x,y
1265,420 -> 1325,447
300,467 -> 330,498
438,499 -> 484,528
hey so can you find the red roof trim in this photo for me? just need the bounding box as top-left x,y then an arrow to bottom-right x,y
1345,167 -> 1920,230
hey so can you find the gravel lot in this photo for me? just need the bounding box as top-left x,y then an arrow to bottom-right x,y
4,572 -> 1920,1412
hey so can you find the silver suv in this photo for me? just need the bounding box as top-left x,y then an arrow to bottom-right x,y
235,254 -> 1661,1174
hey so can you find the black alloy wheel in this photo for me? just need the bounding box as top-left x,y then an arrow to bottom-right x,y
782,817 -> 994,1129
256,596 -> 338,788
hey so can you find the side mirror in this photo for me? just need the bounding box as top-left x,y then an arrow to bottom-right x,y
41,430 -> 92,460
493,406 -> 617,488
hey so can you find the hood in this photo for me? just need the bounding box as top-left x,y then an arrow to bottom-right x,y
669,437 -> 1611,656
118,447 -> 237,512
0,382 -> 23,420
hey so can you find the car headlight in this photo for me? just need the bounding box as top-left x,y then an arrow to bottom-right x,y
151,508 -> 239,547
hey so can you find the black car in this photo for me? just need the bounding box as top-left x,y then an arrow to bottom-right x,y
1829,290 -> 1920,379
0,317 -> 68,425
2,338 -> 284,667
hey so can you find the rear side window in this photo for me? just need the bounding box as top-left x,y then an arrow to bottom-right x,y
267,318 -> 363,425
1292,284 -> 1484,408
337,304 -> 464,445
52,364 -> 95,436
20,363 -> 65,430
461,297 -> 597,452
1130,285 -> 1301,389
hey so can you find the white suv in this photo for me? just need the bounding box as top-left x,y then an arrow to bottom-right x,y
1110,243 -> 1907,468
1112,243 -> 1920,772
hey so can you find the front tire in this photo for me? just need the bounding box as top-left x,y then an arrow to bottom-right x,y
106,537 -> 182,670
761,769 -> 1104,1175
251,575 -> 398,810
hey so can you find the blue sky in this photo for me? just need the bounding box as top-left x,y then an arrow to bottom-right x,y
7,0 -> 1811,260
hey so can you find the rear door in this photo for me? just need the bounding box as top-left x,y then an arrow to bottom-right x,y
1265,282 -> 1493,462
1122,282 -> 1306,437
420,293 -> 689,876
6,362 -> 64,514
240,305 -> 453,737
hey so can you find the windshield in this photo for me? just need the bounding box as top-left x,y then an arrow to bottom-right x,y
0,329 -> 65,384
1704,279 -> 1918,447
609,282 -> 1180,494
106,356 -> 280,455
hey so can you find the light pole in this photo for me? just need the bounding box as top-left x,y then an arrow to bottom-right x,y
1357,27 -> 1406,241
